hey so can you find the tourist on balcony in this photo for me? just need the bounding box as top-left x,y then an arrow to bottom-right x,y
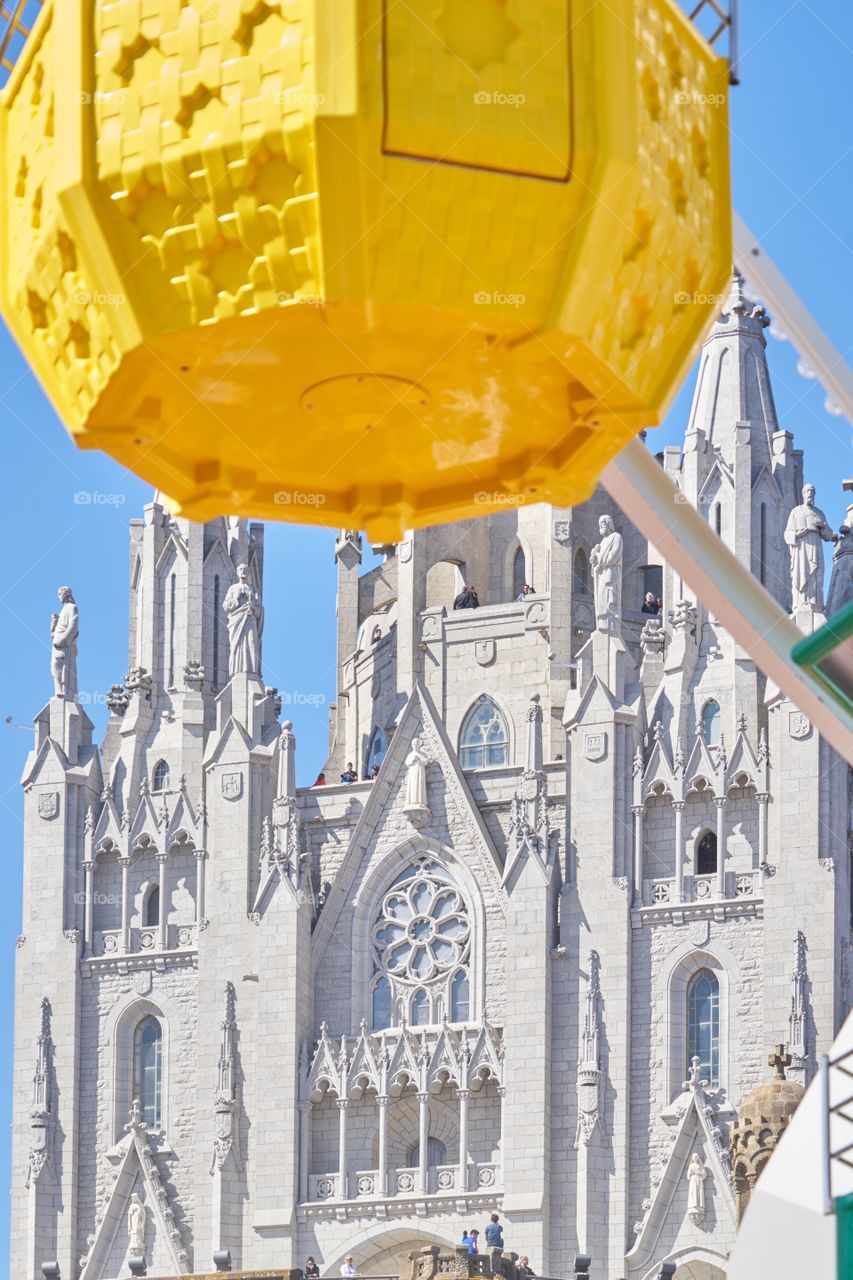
340,1256 -> 358,1278
517,1257 -> 534,1276
462,1230 -> 478,1254
313,772 -> 326,786
305,1258 -> 320,1278
341,762 -> 358,783
516,583 -> 535,601
484,1213 -> 504,1248
453,584 -> 480,609
641,592 -> 660,615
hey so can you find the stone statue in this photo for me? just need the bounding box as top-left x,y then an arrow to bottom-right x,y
223,564 -> 263,678
404,736 -> 430,810
127,1191 -> 146,1253
50,586 -> 79,699
784,484 -> 836,612
590,514 -> 623,634
686,1152 -> 706,1225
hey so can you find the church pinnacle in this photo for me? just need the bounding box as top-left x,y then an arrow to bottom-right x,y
685,267 -> 779,465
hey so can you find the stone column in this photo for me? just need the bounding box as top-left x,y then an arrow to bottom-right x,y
119,856 -> 132,953
194,848 -> 206,927
631,804 -> 644,905
298,1103 -> 311,1204
337,1099 -> 349,1200
715,796 -> 727,898
673,800 -> 686,901
457,1088 -> 470,1192
498,1085 -> 506,1185
156,852 -> 168,950
82,859 -> 94,952
757,793 -> 768,866
377,1095 -> 389,1196
417,1091 -> 430,1194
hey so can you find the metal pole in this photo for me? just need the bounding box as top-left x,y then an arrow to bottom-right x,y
602,439 -> 853,762
820,1053 -> 833,1215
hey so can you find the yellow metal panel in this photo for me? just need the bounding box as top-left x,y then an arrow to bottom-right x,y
0,0 -> 731,539
383,0 -> 572,179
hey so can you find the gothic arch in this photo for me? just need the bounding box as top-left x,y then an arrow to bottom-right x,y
573,543 -> 590,596
105,990 -> 181,1144
349,834 -> 487,1030
456,691 -> 514,770
640,1248 -> 727,1280
503,532 -> 533,599
660,939 -> 741,1102
425,559 -> 465,610
323,1225 -> 463,1277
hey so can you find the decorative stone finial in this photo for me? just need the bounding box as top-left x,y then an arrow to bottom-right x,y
769,1042 -> 791,1080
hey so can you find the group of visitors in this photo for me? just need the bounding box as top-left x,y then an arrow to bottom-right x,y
460,1214 -> 533,1272
308,1219 -> 534,1280
311,762 -> 381,786
452,583 -> 538,610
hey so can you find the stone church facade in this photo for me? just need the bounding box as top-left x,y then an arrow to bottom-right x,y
10,278 -> 853,1280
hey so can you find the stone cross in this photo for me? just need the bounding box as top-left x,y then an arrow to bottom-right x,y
768,1043 -> 791,1079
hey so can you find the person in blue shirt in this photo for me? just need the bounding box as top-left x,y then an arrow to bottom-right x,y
461,1230 -> 476,1254
484,1214 -> 503,1248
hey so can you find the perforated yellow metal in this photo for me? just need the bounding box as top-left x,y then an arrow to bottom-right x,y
0,0 -> 731,540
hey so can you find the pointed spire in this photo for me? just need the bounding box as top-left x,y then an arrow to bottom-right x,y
685,268 -> 778,464
716,733 -> 727,772
758,725 -> 769,763
276,720 -> 296,800
525,693 -> 543,772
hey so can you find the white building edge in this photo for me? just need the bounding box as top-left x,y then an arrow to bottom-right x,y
10,275 -> 853,1280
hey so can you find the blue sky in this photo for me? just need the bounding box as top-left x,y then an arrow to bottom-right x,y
0,0 -> 851,1268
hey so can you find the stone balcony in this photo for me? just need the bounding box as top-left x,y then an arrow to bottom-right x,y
307,1159 -> 499,1203
83,923 -> 199,968
634,868 -> 765,925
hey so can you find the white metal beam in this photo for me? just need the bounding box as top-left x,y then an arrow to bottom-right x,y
602,436 -> 853,762
734,210 -> 853,426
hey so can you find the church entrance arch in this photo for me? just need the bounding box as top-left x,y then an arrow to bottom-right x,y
641,1250 -> 726,1280
325,1228 -> 460,1279
673,1263 -> 726,1280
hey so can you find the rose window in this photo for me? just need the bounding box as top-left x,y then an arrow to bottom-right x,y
372,867 -> 470,986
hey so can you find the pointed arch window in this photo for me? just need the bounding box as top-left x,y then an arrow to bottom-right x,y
460,695 -> 509,769
371,976 -> 392,1031
512,546 -> 526,598
366,727 -> 387,776
696,831 -> 717,876
759,503 -> 767,586
411,989 -> 430,1026
144,886 -> 160,928
152,760 -> 169,792
133,1016 -> 163,1129
714,502 -> 722,537
450,970 -> 470,1023
701,700 -> 721,747
687,969 -> 720,1087
573,548 -> 589,595
212,575 -> 221,690
408,1136 -> 447,1167
167,571 -> 177,688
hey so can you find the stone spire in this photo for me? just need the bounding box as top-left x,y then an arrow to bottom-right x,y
685,268 -> 778,466
672,268 -> 802,607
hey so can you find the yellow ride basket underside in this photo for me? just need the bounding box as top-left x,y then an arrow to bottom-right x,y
0,0 -> 731,540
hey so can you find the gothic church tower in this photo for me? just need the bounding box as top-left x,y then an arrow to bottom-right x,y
10,279 -> 851,1280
